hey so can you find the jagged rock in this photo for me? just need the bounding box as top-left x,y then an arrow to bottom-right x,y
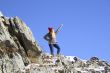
90,57 -> 99,62
21,53 -> 110,73
0,53 -> 24,73
0,12 -> 42,73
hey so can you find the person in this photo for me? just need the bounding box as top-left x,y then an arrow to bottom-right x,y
44,24 -> 63,56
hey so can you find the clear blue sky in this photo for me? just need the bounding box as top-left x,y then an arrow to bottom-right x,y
0,0 -> 110,61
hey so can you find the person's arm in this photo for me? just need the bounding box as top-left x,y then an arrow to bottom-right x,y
44,33 -> 50,41
55,24 -> 63,34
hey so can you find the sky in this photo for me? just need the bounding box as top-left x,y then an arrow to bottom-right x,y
0,0 -> 110,61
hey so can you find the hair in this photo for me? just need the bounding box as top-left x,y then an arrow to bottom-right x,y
49,29 -> 56,38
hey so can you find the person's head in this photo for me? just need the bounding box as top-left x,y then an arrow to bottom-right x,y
48,27 -> 56,38
48,27 -> 54,33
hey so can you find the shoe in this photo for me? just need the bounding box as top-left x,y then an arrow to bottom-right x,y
50,54 -> 54,59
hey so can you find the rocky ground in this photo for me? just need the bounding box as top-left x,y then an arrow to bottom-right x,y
21,53 -> 110,73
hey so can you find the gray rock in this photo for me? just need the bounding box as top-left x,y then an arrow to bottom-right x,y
0,12 -> 42,73
22,53 -> 110,73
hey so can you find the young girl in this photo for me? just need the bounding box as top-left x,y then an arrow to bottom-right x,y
44,24 -> 63,56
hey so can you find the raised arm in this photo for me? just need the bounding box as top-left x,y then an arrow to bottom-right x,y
55,24 -> 63,34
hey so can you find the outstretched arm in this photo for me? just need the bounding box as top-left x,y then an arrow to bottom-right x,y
55,24 -> 63,34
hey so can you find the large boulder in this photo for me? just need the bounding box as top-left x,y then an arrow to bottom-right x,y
0,12 -> 42,73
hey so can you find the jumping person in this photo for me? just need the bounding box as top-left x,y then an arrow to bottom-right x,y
44,24 -> 63,56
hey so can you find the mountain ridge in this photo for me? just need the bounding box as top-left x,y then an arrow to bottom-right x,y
22,53 -> 110,73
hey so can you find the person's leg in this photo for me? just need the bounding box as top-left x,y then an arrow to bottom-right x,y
53,44 -> 60,55
49,44 -> 54,55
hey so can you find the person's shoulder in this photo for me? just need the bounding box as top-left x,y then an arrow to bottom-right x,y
47,33 -> 49,35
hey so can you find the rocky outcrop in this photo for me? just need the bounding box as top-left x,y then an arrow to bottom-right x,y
22,53 -> 110,73
0,12 -> 42,73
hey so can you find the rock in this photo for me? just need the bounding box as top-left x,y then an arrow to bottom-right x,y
0,54 -> 23,73
0,12 -> 42,73
90,57 -> 99,62
13,16 -> 42,57
21,53 -> 110,73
